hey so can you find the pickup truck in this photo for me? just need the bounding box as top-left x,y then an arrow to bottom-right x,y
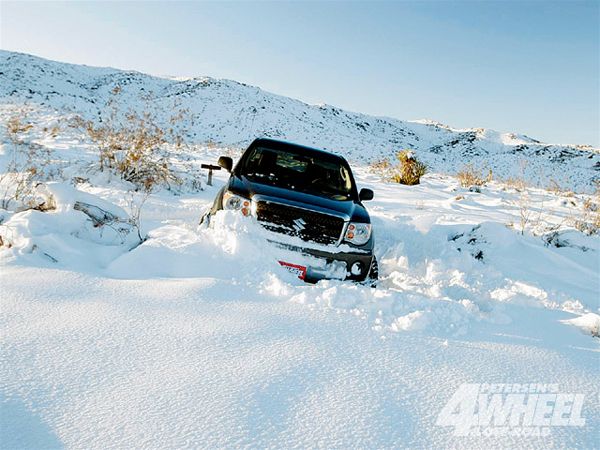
202,138 -> 377,284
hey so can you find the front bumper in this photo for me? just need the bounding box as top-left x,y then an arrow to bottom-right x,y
268,239 -> 374,282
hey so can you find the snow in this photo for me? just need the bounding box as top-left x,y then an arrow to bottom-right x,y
2,263 -> 598,448
45,182 -> 129,219
1,52 -> 599,448
2,164 -> 599,448
561,313 -> 600,337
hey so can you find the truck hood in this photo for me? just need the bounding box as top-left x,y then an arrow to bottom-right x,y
228,175 -> 370,222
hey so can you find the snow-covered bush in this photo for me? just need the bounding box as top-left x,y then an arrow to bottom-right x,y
391,150 -> 427,185
0,183 -> 140,265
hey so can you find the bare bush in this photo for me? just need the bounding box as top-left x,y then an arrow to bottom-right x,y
546,179 -> 562,195
457,164 -> 492,188
571,187 -> 600,235
507,190 -> 548,236
390,150 -> 427,186
369,158 -> 391,173
1,113 -> 53,211
517,191 -> 533,235
509,188 -> 570,237
503,177 -> 527,192
368,159 -> 395,182
123,191 -> 152,242
546,179 -> 575,198
74,87 -> 187,192
502,160 -> 530,193
6,115 -> 33,135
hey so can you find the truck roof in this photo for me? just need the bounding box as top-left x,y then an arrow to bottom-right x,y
250,138 -> 346,162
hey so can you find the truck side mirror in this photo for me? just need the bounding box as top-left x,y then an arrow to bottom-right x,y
359,188 -> 374,201
217,156 -> 233,173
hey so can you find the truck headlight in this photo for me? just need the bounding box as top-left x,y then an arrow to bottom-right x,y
223,191 -> 251,216
344,222 -> 372,245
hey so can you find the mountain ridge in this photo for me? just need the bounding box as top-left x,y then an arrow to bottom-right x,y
0,49 -> 598,192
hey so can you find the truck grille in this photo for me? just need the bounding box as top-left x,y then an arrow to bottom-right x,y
255,201 -> 345,245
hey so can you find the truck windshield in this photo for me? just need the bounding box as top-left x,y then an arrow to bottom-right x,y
241,146 -> 355,200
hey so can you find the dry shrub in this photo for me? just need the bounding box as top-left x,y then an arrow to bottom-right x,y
370,159 -> 391,171
508,190 -> 553,236
391,150 -> 427,186
504,176 -> 527,192
546,179 -> 575,197
74,87 -> 187,192
49,125 -> 60,138
546,179 -> 562,195
572,187 -> 600,235
7,116 -> 33,135
368,158 -> 393,179
456,164 -> 492,188
502,160 -> 530,193
112,113 -> 173,191
517,191 -> 533,235
205,140 -> 219,150
1,113 -> 53,211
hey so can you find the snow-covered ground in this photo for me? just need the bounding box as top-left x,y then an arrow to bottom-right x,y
2,147 -> 599,448
1,52 -> 599,449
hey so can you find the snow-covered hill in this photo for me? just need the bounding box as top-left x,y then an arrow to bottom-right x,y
1,50 -> 598,192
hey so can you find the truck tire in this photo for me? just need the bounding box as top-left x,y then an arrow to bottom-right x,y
365,256 -> 378,287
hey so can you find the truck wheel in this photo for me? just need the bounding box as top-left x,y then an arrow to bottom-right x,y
199,188 -> 226,227
365,256 -> 378,287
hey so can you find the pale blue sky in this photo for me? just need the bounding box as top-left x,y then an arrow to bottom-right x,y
1,1 -> 598,146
